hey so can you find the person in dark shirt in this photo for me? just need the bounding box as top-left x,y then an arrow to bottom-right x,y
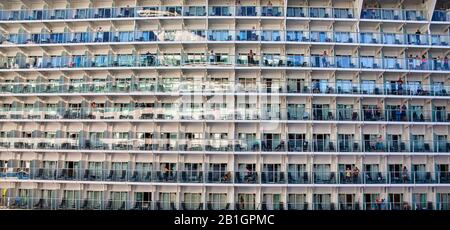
415,29 -> 421,44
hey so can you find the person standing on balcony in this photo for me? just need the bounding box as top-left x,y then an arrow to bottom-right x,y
345,168 -> 352,183
415,29 -> 421,45
353,167 -> 360,182
408,54 -> 414,69
209,50 -> 215,64
251,26 -> 257,41
444,56 -> 449,70
396,105 -> 402,121
376,135 -> 383,151
402,166 -> 408,183
27,56 -> 35,69
124,5 -> 131,17
321,51 -> 328,67
396,77 -> 403,95
421,54 -> 427,70
95,27 -> 103,42
48,30 -> 53,43
375,103 -> 382,120
267,1 -> 273,16
145,51 -> 154,66
435,56 -> 442,70
376,197 -> 381,210
236,0 -> 242,16
239,196 -> 245,210
380,198 -> 386,210
401,104 -> 407,121
163,164 -> 170,181
415,55 -> 421,69
248,49 -> 255,65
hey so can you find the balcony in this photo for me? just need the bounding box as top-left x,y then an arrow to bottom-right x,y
206,202 -> 230,210
361,8 -> 426,21
363,202 -> 414,210
0,106 -> 448,124
4,198 -> 448,210
261,202 -> 284,210
1,54 -> 449,73
0,5 -> 362,22
0,80 -> 447,97
287,171 -> 310,184
287,7 -> 354,19
181,202 -> 203,210
206,171 -> 232,183
3,30 -> 449,48
0,135 -> 447,154
287,202 -> 309,210
261,171 -> 285,184
312,202 -> 336,210
235,202 -> 257,210
338,202 -> 360,210
432,10 -> 450,22
234,171 -> 258,184
5,167 -> 448,185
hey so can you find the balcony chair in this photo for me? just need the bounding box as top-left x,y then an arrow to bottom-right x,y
132,202 -> 142,210
170,202 -> 177,210
58,199 -> 67,209
58,169 -> 67,180
9,198 -> 20,209
83,169 -> 90,180
130,171 -> 138,181
33,198 -> 43,209
118,170 -> 126,181
288,173 -> 295,183
400,142 -> 406,151
155,201 -> 162,210
105,199 -> 113,210
425,172 -> 432,183
327,111 -> 334,120
330,203 -> 336,210
261,203 -> 267,210
118,201 -> 126,210
424,143 -> 431,152
328,142 -> 335,151
35,168 -> 44,179
144,171 -> 152,181
329,172 -> 336,183
353,142 -> 359,151
81,199 -> 89,210
427,202 -> 434,210
235,172 -> 243,183
106,170 -> 114,180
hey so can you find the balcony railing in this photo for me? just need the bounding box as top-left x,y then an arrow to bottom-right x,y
0,107 -> 448,123
361,8 -> 427,21
2,30 -> 449,47
0,80 -> 448,97
363,202 -> 417,210
432,10 -> 450,22
0,136 -> 447,153
2,168 -> 450,184
0,6 -> 359,21
1,54 -> 449,72
1,197 -> 448,210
